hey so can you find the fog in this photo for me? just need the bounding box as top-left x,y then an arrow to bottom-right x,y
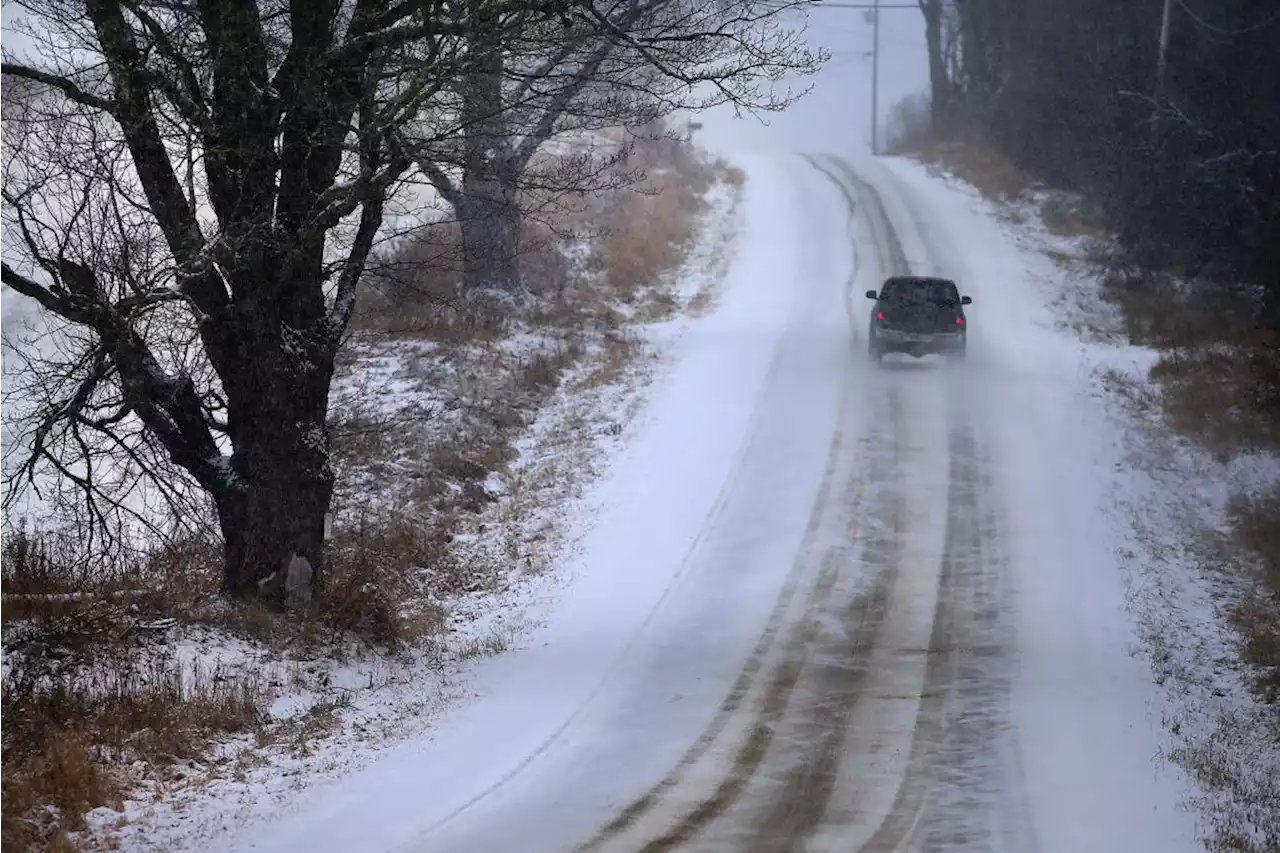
692,4 -> 929,158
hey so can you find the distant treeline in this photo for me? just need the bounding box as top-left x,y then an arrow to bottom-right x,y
932,0 -> 1279,323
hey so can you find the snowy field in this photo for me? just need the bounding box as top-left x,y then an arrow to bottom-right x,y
108,148 -> 1219,853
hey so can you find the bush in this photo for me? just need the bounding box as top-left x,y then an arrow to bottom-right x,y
2,647 -> 266,850
884,92 -> 934,155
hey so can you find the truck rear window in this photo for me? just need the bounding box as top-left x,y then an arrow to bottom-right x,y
881,279 -> 960,304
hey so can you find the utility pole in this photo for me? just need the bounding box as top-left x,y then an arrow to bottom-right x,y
1155,0 -> 1174,100
871,0 -> 881,154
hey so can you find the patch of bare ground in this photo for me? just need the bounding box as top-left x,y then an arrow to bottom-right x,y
2,131 -> 745,851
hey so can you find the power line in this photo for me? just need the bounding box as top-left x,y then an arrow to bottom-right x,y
1173,0 -> 1280,36
755,0 -> 931,154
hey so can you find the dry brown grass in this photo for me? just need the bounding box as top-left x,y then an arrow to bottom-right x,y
1225,489 -> 1280,703
927,143 -> 1033,201
903,135 -> 1034,201
883,92 -> 933,157
1037,193 -> 1108,239
3,517 -> 444,652
183,519 -> 453,651
569,333 -> 640,393
721,164 -> 746,188
1102,267 -> 1248,350
1,650 -> 266,851
686,289 -> 714,317
882,95 -> 1032,202
1102,266 -> 1280,460
1102,255 -> 1280,718
592,174 -> 709,304
0,516 -> 451,850
1147,347 -> 1280,459
0,529 -> 159,624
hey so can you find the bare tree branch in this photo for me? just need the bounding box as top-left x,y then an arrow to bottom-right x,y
0,62 -> 116,113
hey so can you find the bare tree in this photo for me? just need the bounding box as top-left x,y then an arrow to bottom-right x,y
917,0 -> 957,135
0,0 -> 575,603
412,0 -> 826,299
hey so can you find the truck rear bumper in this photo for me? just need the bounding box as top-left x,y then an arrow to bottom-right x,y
872,329 -> 965,357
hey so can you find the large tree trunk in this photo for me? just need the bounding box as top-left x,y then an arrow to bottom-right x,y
214,270 -> 337,603
455,19 -> 524,298
954,0 -> 992,127
215,414 -> 334,604
217,451 -> 332,602
456,162 -> 522,297
921,0 -> 953,135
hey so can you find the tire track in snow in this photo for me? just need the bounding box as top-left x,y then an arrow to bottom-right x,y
851,420 -> 979,853
576,380 -> 903,853
577,161 -> 901,850
801,155 -> 864,350
738,397 -> 908,853
582,154 -> 1035,853
816,155 -> 1037,853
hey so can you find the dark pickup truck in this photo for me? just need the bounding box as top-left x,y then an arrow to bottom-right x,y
865,276 -> 972,363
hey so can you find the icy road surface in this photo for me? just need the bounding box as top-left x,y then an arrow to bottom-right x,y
218,155 -> 1200,853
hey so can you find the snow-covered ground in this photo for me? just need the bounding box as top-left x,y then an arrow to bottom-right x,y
57,165 -> 746,853
893,156 -> 1280,851
106,148 -> 1211,853
7,1 -> 1270,843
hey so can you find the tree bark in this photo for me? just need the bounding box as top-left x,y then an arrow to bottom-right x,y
216,451 -> 332,602
456,161 -> 522,298
215,328 -> 335,602
920,0 -> 953,135
453,16 -> 525,298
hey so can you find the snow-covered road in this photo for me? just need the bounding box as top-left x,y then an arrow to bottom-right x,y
218,154 -> 1201,853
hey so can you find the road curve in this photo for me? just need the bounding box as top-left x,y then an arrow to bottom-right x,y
558,156 -> 1039,853
412,154 -> 1039,853
226,154 -> 1197,853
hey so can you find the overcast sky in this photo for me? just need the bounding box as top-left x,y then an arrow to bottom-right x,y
0,1 -> 931,158
693,3 -> 930,158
